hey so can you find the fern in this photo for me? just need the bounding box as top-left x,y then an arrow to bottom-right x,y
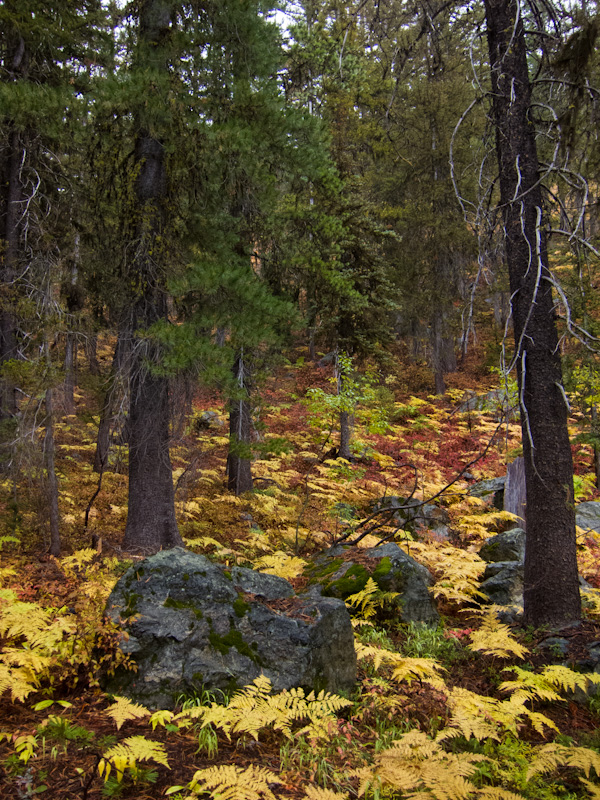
345,577 -> 399,622
176,675 -> 351,742
469,608 -> 529,660
408,543 -> 486,608
499,664 -> 600,704
185,764 -> 282,799
356,728 -> 488,799
254,551 -> 307,579
302,787 -> 349,800
527,743 -> 600,781
105,696 -> 150,730
437,687 -> 558,743
99,735 -> 169,783
356,641 -> 447,690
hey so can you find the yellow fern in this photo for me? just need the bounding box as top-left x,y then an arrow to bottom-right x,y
302,787 -> 349,800
469,608 -> 529,660
499,665 -> 600,704
185,764 -> 282,800
438,687 -> 558,743
345,577 -> 399,621
356,728 -> 488,799
105,696 -> 150,730
356,641 -> 447,690
527,743 -> 600,781
177,675 -> 351,742
407,543 -> 486,608
99,735 -> 169,783
254,551 -> 307,579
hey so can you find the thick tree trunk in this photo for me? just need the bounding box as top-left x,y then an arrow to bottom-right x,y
122,0 -> 182,553
485,0 -> 580,626
227,353 -> 254,495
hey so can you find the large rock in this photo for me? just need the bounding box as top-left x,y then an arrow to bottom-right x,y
576,502 -> 600,534
469,477 -> 505,510
307,543 -> 439,625
479,529 -> 526,564
105,549 -> 356,708
480,561 -> 524,606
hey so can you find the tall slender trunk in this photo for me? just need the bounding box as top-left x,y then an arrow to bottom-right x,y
44,386 -> 61,557
0,127 -> 24,421
122,0 -> 182,553
485,0 -> 580,626
227,352 -> 254,495
94,328 -> 129,473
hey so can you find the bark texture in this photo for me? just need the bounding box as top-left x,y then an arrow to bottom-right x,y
227,354 -> 254,495
122,0 -> 182,553
484,0 -> 580,625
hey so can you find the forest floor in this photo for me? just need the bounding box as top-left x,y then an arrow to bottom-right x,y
2,341 -> 600,799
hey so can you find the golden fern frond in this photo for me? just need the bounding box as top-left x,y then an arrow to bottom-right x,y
355,642 -> 446,689
187,764 -> 281,800
105,696 -> 150,730
149,709 -> 175,730
469,608 -> 529,660
477,789 -> 527,799
356,729 -> 487,800
1,646 -> 52,674
0,663 -> 38,702
302,786 -> 349,800
191,676 -> 350,743
527,743 -> 600,781
582,778 -> 600,799
254,551 -> 307,580
99,735 -> 169,782
499,664 -> 600,704
345,577 -> 398,620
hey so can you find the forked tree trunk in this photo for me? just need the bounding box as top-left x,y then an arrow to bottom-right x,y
485,0 -> 580,626
227,353 -> 254,495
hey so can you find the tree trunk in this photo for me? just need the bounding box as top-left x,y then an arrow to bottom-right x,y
44,386 -> 61,557
0,127 -> 24,421
122,0 -> 182,553
94,328 -> 129,473
227,353 -> 254,495
485,0 -> 580,626
338,409 -> 354,460
63,333 -> 76,415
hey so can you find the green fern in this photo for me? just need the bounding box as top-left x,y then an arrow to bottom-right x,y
345,577 -> 399,622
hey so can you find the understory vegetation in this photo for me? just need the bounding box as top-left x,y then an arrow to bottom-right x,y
1,347 -> 600,799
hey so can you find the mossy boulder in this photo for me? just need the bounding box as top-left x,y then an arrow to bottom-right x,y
307,542 -> 439,625
105,549 -> 356,708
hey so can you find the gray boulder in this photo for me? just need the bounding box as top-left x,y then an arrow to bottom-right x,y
576,502 -> 600,534
105,549 -> 356,708
479,528 -> 526,564
307,542 -> 439,625
480,561 -> 524,606
469,477 -> 505,510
